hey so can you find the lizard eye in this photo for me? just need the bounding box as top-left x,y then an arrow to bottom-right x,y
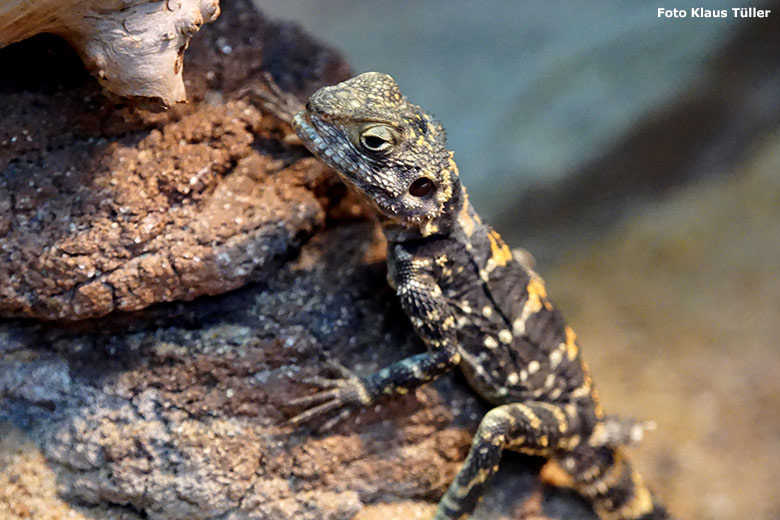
409,177 -> 435,197
359,125 -> 395,153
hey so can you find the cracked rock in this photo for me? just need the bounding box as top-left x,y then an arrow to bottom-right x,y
0,0 -> 352,321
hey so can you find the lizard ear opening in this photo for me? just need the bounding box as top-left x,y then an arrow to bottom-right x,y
409,177 -> 436,197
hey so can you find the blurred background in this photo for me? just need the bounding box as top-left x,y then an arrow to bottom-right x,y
259,2 -> 779,519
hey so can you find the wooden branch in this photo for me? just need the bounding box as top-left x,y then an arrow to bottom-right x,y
0,0 -> 220,106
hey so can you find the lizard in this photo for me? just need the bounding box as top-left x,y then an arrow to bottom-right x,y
259,71 -> 674,520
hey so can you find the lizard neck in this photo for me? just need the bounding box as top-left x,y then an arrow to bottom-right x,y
382,183 -> 466,244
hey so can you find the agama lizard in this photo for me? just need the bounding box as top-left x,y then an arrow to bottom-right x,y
264,72 -> 673,520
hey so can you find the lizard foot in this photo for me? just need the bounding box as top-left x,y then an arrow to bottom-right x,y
287,361 -> 372,430
240,72 -> 306,126
594,415 -> 657,447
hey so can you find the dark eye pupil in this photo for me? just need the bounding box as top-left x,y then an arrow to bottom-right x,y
409,177 -> 435,197
363,135 -> 387,150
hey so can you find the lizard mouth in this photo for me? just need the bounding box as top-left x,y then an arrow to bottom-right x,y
292,112 -> 366,186
291,112 -> 329,157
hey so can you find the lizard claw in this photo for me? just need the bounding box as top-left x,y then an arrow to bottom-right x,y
595,415 -> 657,447
287,363 -> 373,429
240,72 -> 306,125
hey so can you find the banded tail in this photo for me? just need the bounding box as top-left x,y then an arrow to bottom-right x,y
566,445 -> 672,520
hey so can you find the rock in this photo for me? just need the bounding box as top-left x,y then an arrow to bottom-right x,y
0,0 -> 353,321
0,3 -> 596,518
1,3 -> 695,520
0,224 -> 594,520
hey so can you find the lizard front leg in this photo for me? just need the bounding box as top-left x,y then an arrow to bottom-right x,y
288,244 -> 461,427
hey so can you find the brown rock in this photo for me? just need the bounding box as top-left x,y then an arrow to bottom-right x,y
1,224 -> 589,520
0,0 -> 352,321
0,3 -> 598,520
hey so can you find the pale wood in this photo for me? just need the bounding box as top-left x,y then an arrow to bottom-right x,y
0,0 -> 221,106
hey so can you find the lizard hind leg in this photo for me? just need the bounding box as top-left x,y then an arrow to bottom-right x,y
433,401 -> 572,520
563,445 -> 672,520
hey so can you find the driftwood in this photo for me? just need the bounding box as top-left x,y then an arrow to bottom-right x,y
0,0 -> 221,106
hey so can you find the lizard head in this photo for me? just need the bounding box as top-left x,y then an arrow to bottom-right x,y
292,72 -> 460,234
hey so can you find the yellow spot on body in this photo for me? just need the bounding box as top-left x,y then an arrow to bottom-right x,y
487,230 -> 513,267
420,220 -> 439,237
588,422 -> 607,446
571,383 -> 591,399
540,460 -> 575,488
507,372 -> 519,385
563,434 -> 581,450
457,190 -> 476,237
436,154 -> 455,202
516,446 -> 547,456
464,468 -> 492,494
498,329 -> 512,344
483,336 -> 498,349
616,471 -> 654,517
539,435 -> 549,447
539,402 -> 568,433
515,404 -> 541,429
411,258 -> 432,268
481,306 -> 493,318
513,274 -> 551,336
507,435 -> 526,447
396,387 -> 408,395
442,315 -> 455,329
565,326 -> 579,361
448,152 -> 459,176
527,360 -> 540,375
435,255 -> 448,266
527,276 -> 548,312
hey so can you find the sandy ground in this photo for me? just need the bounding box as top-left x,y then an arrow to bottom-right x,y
544,134 -> 780,520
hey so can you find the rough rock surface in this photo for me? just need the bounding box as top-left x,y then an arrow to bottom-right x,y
0,0 -> 353,321
0,224 -> 593,520
0,3 -> 597,519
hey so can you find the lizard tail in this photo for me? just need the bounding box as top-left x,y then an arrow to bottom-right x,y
567,446 -> 672,520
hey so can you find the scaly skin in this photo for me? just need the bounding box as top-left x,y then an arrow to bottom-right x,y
286,72 -> 673,520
